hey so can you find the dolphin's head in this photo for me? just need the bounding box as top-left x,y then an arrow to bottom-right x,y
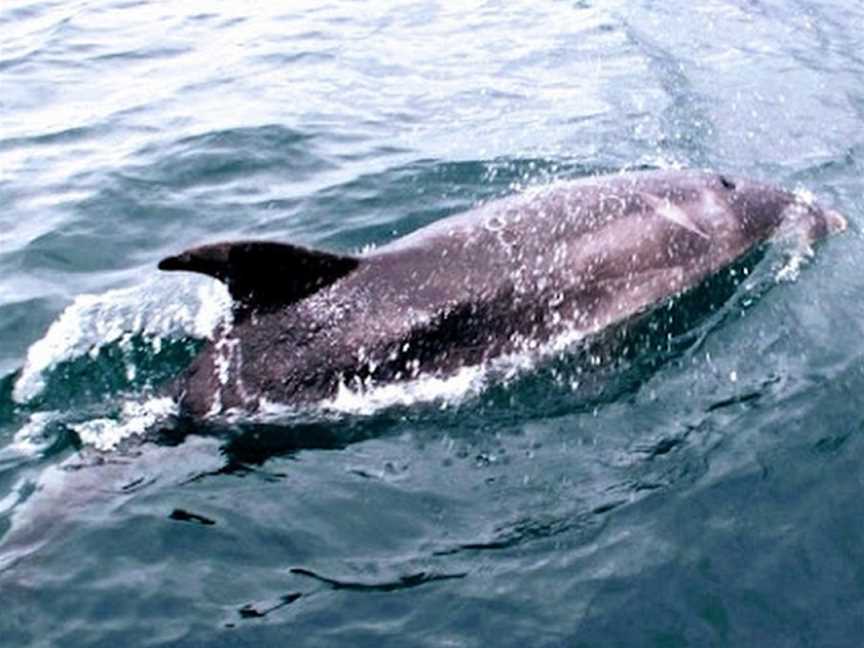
709,173 -> 847,245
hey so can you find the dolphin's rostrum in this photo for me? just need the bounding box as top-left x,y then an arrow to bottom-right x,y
159,170 -> 845,417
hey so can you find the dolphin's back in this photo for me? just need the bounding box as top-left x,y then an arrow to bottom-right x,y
158,170 -> 844,416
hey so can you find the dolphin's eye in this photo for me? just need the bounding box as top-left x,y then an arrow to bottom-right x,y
719,176 -> 736,190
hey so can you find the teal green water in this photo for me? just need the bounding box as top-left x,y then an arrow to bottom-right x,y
2,1 -> 863,646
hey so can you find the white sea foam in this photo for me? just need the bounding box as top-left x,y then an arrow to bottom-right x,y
71,396 -> 178,452
793,186 -> 816,206
317,328 -> 594,417
3,411 -> 63,457
4,397 -> 179,455
775,246 -> 814,283
12,276 -> 231,404
322,364 -> 488,415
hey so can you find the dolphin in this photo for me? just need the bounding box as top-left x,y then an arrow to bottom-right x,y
158,170 -> 846,418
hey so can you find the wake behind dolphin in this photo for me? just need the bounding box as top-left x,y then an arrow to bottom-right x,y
159,170 -> 846,418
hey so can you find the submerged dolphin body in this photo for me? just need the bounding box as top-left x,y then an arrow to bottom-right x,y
159,170 -> 845,417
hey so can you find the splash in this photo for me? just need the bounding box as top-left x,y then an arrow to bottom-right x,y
4,411 -> 63,457
314,331 -> 593,417
321,364 -> 489,415
6,275 -> 230,452
774,247 -> 813,283
12,276 -> 231,404
70,396 -> 178,452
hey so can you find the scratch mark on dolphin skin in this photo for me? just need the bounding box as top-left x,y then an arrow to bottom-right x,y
643,193 -> 710,239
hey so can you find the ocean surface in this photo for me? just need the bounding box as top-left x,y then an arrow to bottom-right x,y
2,1 -> 863,646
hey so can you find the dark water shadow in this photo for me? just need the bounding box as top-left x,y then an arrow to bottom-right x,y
0,372 -> 17,432
230,569 -> 465,625
290,567 -> 466,592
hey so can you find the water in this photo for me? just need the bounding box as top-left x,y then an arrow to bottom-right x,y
2,1 -> 863,645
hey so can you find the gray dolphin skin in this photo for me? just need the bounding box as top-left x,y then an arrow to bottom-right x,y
159,170 -> 845,418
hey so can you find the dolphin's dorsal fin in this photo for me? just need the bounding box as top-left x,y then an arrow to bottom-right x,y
158,240 -> 360,311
